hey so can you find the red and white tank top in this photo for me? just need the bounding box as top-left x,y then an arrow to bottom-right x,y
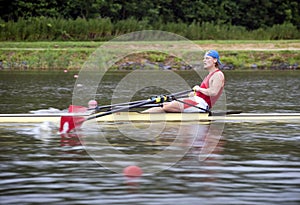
196,69 -> 224,108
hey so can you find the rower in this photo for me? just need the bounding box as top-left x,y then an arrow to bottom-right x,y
87,99 -> 98,115
143,50 -> 225,113
67,100 -> 98,113
88,100 -> 98,109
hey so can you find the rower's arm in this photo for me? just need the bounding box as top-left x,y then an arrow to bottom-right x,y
194,72 -> 224,96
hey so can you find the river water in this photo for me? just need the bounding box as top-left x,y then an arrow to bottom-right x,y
0,70 -> 300,205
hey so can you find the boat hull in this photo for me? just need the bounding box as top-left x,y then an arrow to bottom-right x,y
0,112 -> 300,123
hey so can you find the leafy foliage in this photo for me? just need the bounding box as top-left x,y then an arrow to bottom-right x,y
1,0 -> 299,30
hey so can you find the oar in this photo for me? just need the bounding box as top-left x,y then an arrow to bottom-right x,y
68,105 -> 88,113
90,89 -> 193,112
60,97 -> 164,133
59,90 -> 192,133
90,99 -> 148,112
59,105 -> 88,134
87,97 -> 165,121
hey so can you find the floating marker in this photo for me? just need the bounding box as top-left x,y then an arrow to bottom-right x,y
123,165 -> 143,177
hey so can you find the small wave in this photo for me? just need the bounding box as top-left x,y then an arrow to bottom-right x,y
29,107 -> 64,114
16,121 -> 59,141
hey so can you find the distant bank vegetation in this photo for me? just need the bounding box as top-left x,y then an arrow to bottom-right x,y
1,0 -> 299,41
0,17 -> 299,41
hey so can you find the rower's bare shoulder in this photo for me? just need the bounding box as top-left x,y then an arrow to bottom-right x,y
212,71 -> 225,80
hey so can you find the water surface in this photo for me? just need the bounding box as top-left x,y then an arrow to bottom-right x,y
0,70 -> 299,204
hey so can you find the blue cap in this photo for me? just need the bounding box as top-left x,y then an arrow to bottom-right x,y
205,50 -> 222,65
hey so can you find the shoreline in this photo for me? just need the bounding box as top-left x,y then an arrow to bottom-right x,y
0,40 -> 299,71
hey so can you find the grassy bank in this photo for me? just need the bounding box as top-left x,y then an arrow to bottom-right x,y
0,40 -> 299,71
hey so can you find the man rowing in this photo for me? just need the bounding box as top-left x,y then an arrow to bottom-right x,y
143,50 -> 225,113
88,100 -> 98,109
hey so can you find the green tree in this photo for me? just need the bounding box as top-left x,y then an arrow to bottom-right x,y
13,0 -> 59,19
58,0 -> 105,19
0,0 -> 15,20
0,0 -> 299,30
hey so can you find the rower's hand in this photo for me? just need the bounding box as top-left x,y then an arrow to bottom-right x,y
188,92 -> 194,97
193,85 -> 201,92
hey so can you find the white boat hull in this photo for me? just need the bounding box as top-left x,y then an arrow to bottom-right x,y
0,112 -> 300,123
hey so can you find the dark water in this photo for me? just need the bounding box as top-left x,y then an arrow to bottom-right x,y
0,71 -> 300,205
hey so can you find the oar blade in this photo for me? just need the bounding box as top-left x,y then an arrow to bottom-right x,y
59,105 -> 87,133
59,116 -> 85,133
68,105 -> 87,113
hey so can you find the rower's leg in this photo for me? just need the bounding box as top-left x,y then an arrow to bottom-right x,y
141,106 -> 165,113
162,101 -> 183,112
142,101 -> 183,113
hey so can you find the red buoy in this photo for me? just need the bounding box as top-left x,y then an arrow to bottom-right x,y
123,165 -> 143,177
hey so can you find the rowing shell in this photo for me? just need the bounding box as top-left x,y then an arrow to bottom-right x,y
1,112 -> 300,123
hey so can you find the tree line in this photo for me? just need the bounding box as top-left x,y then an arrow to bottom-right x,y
1,0 -> 299,30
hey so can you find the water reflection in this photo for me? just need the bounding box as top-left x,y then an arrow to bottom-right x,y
60,121 -> 225,177
58,121 -> 227,193
60,133 -> 82,147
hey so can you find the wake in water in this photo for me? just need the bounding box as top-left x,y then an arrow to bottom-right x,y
29,107 -> 66,114
32,121 -> 59,141
15,121 -> 59,141
13,107 -> 66,141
